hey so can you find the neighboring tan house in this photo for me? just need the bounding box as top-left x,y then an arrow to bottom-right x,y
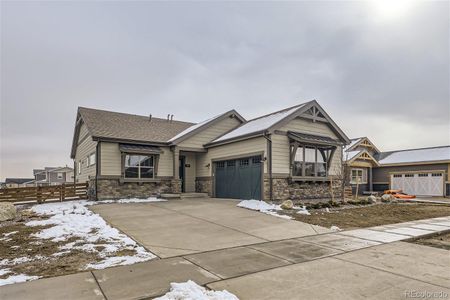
70,100 -> 350,201
33,167 -> 74,186
3,178 -> 35,188
345,137 -> 450,197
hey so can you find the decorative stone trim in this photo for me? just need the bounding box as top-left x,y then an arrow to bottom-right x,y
264,177 -> 343,203
89,177 -> 180,200
195,177 -> 212,196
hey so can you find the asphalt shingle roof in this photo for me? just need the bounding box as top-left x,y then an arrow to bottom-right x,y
78,107 -> 195,144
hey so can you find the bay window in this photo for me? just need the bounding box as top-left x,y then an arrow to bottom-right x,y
291,145 -> 332,178
124,154 -> 155,179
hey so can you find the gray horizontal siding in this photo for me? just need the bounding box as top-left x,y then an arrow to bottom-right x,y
372,164 -> 449,183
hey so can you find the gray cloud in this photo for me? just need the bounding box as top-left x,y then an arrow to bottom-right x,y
1,1 -> 449,179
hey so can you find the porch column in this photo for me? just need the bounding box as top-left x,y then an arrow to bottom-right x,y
173,147 -> 180,179
369,167 -> 373,192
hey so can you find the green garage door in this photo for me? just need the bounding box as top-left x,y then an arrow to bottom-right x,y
214,155 -> 262,200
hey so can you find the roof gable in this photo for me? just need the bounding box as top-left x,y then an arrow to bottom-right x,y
345,137 -> 380,153
345,149 -> 380,166
209,100 -> 350,146
168,110 -> 245,145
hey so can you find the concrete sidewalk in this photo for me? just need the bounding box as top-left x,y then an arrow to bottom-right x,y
1,215 -> 449,300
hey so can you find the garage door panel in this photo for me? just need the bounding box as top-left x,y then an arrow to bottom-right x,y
391,173 -> 443,196
214,156 -> 262,200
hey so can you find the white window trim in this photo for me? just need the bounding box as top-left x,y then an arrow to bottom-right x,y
350,168 -> 367,184
88,152 -> 96,167
78,161 -> 81,175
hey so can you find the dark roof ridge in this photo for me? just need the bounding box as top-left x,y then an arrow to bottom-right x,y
78,106 -> 195,126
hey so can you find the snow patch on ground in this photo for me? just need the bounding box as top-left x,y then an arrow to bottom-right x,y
0,274 -> 41,287
237,200 -> 292,219
237,200 -> 311,219
3,231 -> 18,237
330,226 -> 342,232
1,198 -> 163,287
154,280 -> 239,300
25,201 -> 156,269
296,206 -> 311,215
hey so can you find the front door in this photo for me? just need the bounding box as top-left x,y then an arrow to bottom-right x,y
179,156 -> 186,193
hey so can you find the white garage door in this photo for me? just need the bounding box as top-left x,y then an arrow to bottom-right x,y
391,172 -> 444,196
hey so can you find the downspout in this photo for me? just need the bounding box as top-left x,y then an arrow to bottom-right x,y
263,131 -> 273,201
95,142 -> 100,201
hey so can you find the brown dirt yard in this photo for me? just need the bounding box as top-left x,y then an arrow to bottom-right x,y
286,203 -> 450,230
0,202 -> 153,284
411,232 -> 450,250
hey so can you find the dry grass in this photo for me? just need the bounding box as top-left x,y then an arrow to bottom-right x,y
285,203 -> 450,230
411,232 -> 450,251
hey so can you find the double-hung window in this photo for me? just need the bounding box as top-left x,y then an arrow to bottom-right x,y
292,146 -> 331,178
351,169 -> 364,184
124,155 -> 155,179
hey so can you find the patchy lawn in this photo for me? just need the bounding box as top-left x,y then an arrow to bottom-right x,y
284,203 -> 450,230
0,199 -> 164,286
411,232 -> 450,251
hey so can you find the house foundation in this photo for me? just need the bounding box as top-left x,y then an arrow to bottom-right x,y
88,178 -> 181,200
264,176 -> 343,203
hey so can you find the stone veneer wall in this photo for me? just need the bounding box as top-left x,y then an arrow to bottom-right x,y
89,178 -> 181,200
264,176 -> 343,203
195,177 -> 212,196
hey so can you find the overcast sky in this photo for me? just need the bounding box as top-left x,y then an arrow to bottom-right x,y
1,1 -> 449,180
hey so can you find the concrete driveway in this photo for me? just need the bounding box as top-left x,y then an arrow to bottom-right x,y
90,198 -> 330,258
1,201 -> 449,300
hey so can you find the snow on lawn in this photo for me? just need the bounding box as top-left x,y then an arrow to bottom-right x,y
25,200 -> 156,267
237,200 -> 292,220
0,274 -> 41,287
154,280 -> 239,300
0,198 -> 164,286
237,200 -> 311,219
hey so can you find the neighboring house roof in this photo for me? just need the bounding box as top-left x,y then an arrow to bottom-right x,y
344,137 -> 364,152
344,137 -> 380,153
167,110 -> 245,144
344,150 -> 361,161
5,178 -> 35,184
208,100 -> 350,146
376,146 -> 450,165
33,169 -> 45,175
344,149 -> 380,166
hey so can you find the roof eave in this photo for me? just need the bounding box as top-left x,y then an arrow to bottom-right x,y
92,136 -> 169,147
378,160 -> 450,167
204,130 -> 265,148
168,110 -> 246,146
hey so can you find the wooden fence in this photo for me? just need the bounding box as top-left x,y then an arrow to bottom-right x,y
0,183 -> 88,204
